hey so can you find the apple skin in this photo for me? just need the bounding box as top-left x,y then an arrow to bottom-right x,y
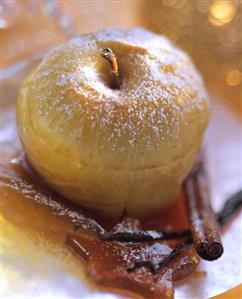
17,28 -> 209,218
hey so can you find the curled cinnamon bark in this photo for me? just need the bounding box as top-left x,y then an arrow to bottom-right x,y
183,154 -> 223,261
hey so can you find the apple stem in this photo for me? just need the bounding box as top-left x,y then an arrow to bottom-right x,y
101,48 -> 121,89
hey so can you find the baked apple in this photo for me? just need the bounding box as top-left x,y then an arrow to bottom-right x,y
17,28 -> 209,218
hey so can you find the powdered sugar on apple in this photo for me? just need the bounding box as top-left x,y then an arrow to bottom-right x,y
31,28 -> 208,162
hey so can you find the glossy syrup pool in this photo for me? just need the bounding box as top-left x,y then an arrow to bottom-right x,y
1,102 -> 242,299
0,108 -> 200,299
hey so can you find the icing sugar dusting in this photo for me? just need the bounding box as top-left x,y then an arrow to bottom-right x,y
1,166 -> 85,223
29,27 -> 208,166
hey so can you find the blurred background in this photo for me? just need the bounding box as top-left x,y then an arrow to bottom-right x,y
1,0 -> 241,117
1,2 -> 242,299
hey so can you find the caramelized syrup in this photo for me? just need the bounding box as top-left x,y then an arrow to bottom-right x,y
0,110 -> 199,299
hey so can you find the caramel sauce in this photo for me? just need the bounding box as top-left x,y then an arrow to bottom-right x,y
0,109 -> 199,299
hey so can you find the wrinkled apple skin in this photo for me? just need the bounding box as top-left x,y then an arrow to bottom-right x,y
17,28 -> 209,218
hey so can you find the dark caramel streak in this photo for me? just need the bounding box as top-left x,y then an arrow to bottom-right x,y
101,229 -> 191,243
81,190 -> 242,245
128,239 -> 193,274
72,154 -> 242,273
217,190 -> 242,227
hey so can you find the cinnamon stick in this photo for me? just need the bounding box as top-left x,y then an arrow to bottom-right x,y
72,182 -> 241,274
183,154 -> 223,261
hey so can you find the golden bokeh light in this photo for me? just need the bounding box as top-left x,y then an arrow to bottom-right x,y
226,69 -> 241,86
209,0 -> 237,26
143,1 -> 242,114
